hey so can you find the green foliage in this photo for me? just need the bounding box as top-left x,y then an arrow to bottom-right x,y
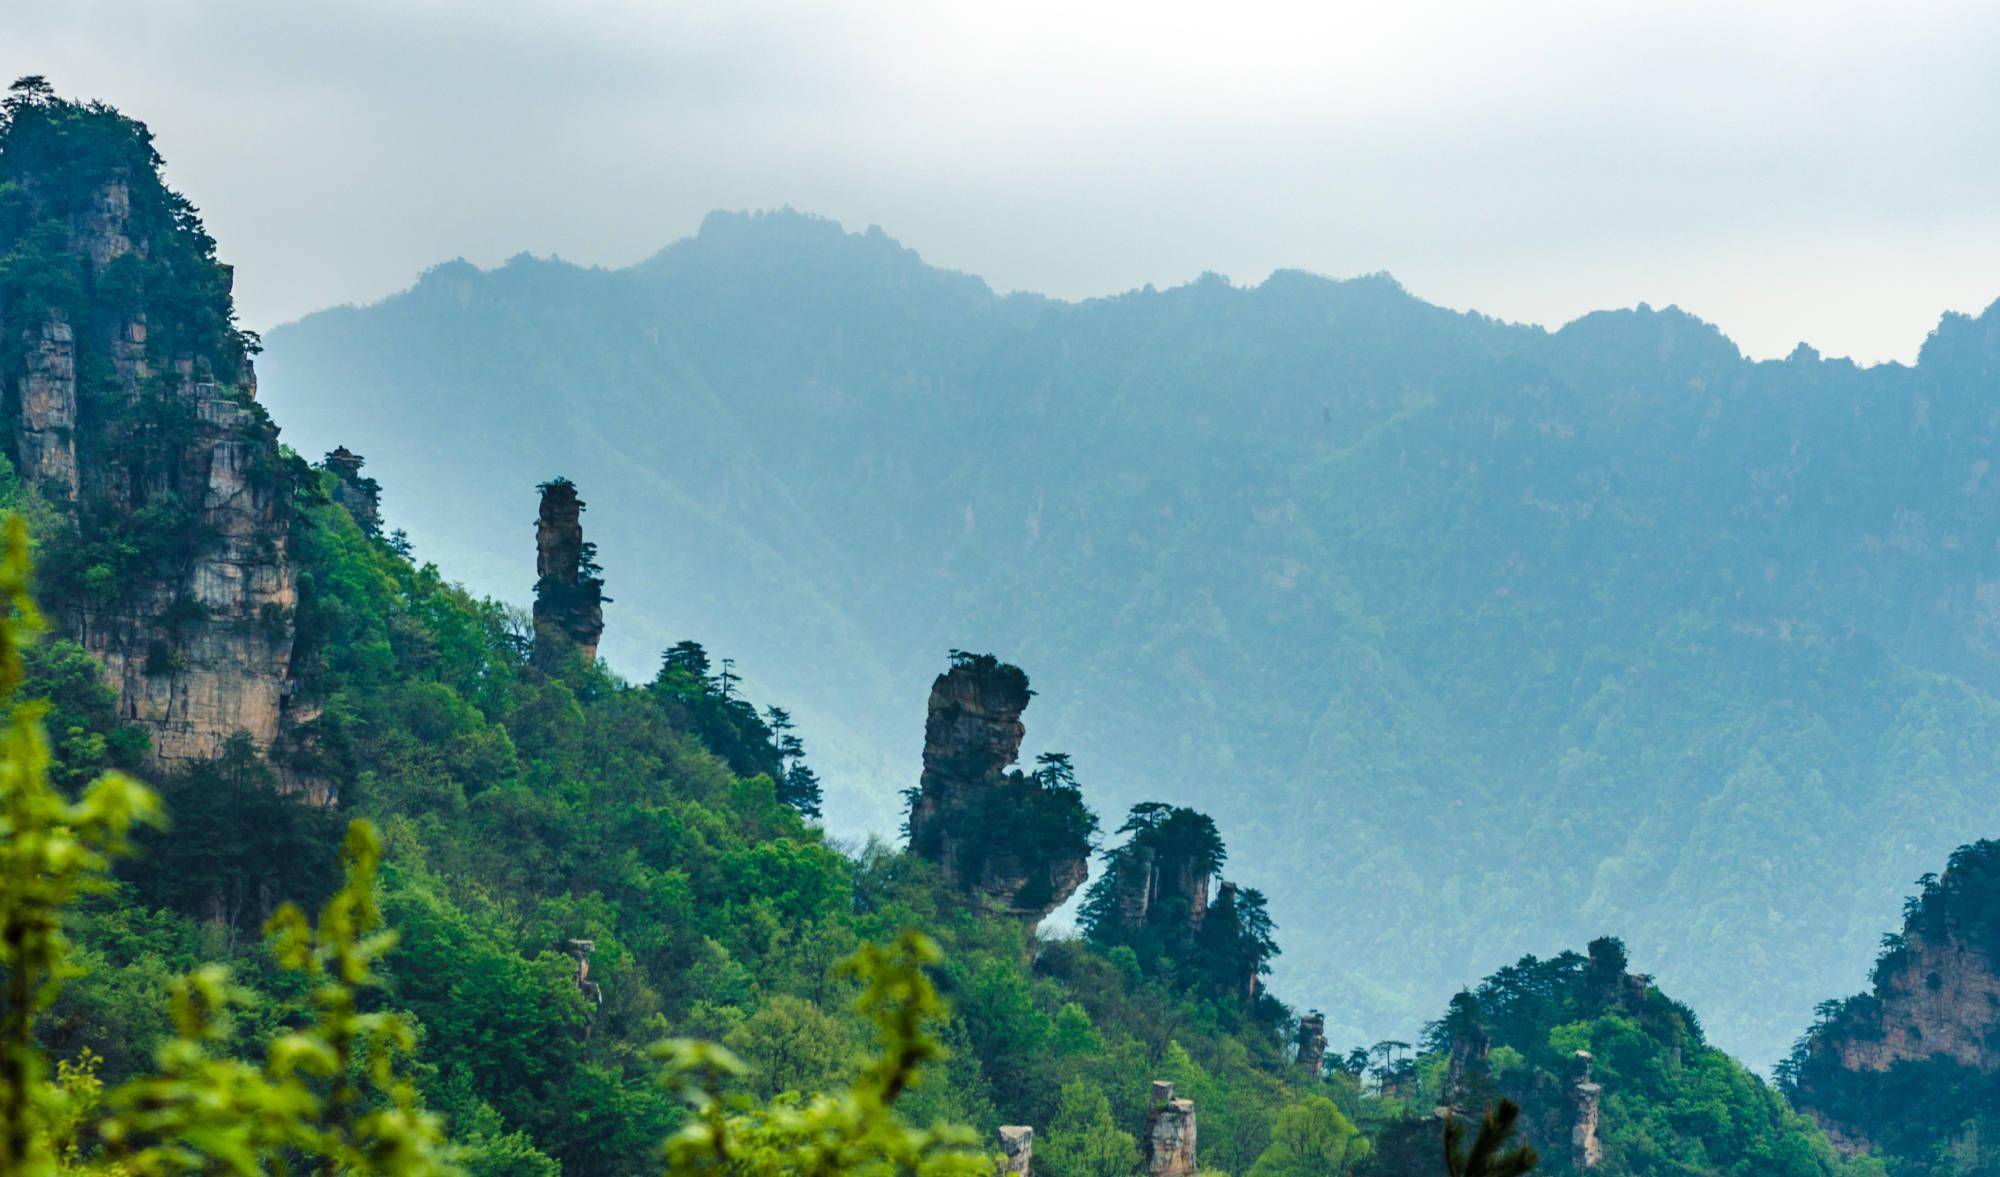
4,92 -> 1902,1176
1248,1095 -> 1368,1177
1038,1079 -> 1139,1177
0,514 -> 159,1173
655,931 -> 989,1177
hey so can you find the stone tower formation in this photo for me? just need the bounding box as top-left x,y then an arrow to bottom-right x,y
531,478 -> 606,663
905,653 -> 1090,928
6,164 -> 304,776
1295,1011 -> 1328,1075
1143,1081 -> 1197,1177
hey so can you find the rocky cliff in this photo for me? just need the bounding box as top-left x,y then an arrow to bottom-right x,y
1,87 -> 305,780
904,652 -> 1094,927
1787,839 -> 2000,1157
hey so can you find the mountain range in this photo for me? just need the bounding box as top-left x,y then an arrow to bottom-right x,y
258,208 -> 2000,1070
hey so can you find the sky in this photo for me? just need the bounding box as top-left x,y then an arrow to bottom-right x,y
6,0 -> 2000,363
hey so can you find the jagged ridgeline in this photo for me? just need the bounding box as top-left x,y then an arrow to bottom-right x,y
1784,839 -> 2000,1173
0,80 -> 1896,1176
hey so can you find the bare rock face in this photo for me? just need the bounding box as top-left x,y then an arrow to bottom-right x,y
1791,840 -> 2000,1152
69,374 -> 299,770
15,312 -> 77,500
1295,1011 -> 1328,1075
1570,1051 -> 1603,1169
532,478 -> 605,663
1104,813 -> 1216,944
1143,1081 -> 1197,1177
997,1126 -> 1033,1177
905,654 -> 1091,926
13,177 -> 305,781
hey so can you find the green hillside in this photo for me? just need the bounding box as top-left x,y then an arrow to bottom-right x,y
262,210 -> 2000,1068
0,82 -> 1895,1175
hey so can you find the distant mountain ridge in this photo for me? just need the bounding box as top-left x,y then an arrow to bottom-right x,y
259,208 -> 2000,1071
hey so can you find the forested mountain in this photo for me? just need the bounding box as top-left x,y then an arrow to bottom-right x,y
0,81 -> 1909,1174
260,207 -> 2000,1069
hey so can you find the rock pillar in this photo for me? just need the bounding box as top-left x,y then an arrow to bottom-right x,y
1144,1081 -> 1197,1177
1571,1050 -> 1602,1169
997,1126 -> 1033,1177
532,477 -> 605,663
1296,1012 -> 1328,1075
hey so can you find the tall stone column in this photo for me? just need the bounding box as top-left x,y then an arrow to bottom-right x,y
1144,1081 -> 1197,1177
997,1126 -> 1033,1177
1571,1050 -> 1603,1169
532,477 -> 605,663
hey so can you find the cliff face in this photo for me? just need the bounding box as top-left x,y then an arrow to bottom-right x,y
1788,839 -> 2000,1156
0,96 -> 305,783
905,654 -> 1092,926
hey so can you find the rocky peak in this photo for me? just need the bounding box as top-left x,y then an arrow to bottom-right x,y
3,88 -> 302,782
905,652 -> 1094,928
531,477 -> 606,664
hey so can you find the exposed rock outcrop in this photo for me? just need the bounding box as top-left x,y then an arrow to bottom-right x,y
905,653 -> 1092,927
532,477 -> 605,664
997,1126 -> 1033,1177
1295,1011 -> 1327,1075
1143,1081 -> 1197,1177
16,312 -> 77,500
1100,805 -> 1219,943
1789,839 -> 2000,1153
1570,1050 -> 1603,1170
69,372 -> 300,768
323,446 -> 382,536
3,157 -> 305,779
568,938 -> 603,1036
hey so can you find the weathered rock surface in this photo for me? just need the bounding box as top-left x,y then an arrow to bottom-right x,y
997,1126 -> 1033,1177
9,175 -> 305,780
1105,826 -> 1213,941
1570,1050 -> 1603,1169
905,654 -> 1090,926
1143,1081 -> 1197,1177
69,375 -> 299,768
1791,840 -> 2000,1153
532,478 -> 605,663
1295,1011 -> 1327,1075
323,446 -> 382,536
16,312 -> 77,499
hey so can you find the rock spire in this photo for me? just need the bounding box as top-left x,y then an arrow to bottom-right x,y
532,477 -> 606,664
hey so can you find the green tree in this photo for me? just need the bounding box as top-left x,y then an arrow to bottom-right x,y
1038,1079 -> 1140,1177
1247,1096 -> 1367,1177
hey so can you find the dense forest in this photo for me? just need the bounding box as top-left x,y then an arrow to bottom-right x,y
0,79 -> 1972,1174
261,192 -> 2000,1071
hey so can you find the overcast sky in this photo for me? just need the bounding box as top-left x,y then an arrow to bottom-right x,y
7,0 -> 1999,362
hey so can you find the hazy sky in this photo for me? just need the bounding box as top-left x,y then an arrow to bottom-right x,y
7,0 -> 1999,362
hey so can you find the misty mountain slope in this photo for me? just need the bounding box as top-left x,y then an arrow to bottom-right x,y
258,208 -> 2000,1070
